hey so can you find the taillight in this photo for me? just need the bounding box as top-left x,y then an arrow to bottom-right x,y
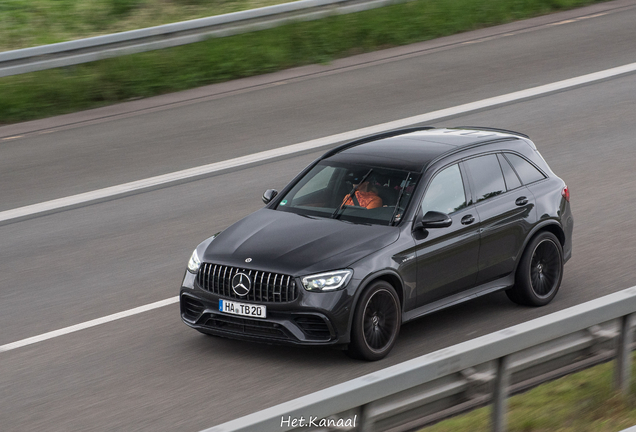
562,186 -> 570,202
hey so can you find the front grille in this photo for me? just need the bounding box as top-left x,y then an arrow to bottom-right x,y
204,314 -> 290,340
181,295 -> 205,320
295,315 -> 332,340
197,263 -> 298,303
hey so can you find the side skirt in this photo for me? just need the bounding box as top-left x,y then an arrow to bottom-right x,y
402,274 -> 514,323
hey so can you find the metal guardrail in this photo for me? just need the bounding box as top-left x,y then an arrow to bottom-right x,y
202,286 -> 636,432
0,0 -> 401,78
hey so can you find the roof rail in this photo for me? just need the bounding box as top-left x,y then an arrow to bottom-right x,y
424,137 -> 522,171
453,126 -> 529,139
320,126 -> 436,159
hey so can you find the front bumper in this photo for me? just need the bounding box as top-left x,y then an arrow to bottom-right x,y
179,272 -> 355,346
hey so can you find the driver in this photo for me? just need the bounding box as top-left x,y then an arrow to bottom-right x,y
342,181 -> 383,209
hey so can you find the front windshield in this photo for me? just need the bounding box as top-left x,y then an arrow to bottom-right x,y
275,161 -> 420,225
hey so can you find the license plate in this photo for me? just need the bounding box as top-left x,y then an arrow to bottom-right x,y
219,299 -> 266,318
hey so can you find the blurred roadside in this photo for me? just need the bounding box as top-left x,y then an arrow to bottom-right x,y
421,353 -> 636,432
0,0 -> 297,51
0,0 -> 615,124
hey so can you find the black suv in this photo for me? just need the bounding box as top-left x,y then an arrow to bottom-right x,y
180,127 -> 573,360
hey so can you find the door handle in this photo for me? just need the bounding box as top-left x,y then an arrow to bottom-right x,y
515,196 -> 528,206
461,215 -> 475,225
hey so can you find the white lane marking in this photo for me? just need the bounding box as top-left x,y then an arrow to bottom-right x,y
0,296 -> 178,353
549,12 -> 608,26
578,12 -> 608,19
549,19 -> 577,26
1,62 -> 636,224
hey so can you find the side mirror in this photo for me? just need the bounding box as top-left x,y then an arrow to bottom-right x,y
262,189 -> 278,204
414,211 -> 452,230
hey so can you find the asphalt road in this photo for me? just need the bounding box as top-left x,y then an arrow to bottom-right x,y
1,1 -> 636,430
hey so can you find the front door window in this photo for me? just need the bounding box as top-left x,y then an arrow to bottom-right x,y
420,164 -> 467,215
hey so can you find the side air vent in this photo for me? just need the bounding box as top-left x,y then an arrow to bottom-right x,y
181,296 -> 205,321
295,315 -> 332,340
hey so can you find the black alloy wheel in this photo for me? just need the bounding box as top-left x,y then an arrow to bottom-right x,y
347,281 -> 401,361
506,231 -> 563,306
530,239 -> 562,297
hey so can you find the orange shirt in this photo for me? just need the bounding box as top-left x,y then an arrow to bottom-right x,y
342,190 -> 383,209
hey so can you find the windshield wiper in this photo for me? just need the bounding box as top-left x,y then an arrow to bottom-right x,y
390,171 -> 413,225
333,218 -> 372,226
331,169 -> 373,219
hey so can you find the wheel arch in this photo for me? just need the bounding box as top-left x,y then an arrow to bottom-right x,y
346,269 -> 405,335
514,220 -> 565,274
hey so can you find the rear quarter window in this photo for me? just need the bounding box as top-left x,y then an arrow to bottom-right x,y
504,153 -> 546,185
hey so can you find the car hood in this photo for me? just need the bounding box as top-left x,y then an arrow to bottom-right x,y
203,209 -> 399,275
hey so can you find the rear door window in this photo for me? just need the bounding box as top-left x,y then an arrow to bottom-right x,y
504,153 -> 546,185
464,154 -> 506,203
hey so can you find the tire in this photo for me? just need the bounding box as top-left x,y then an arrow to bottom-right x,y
346,281 -> 401,361
506,231 -> 563,306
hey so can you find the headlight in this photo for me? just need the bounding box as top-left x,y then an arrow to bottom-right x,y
187,249 -> 201,274
302,269 -> 353,292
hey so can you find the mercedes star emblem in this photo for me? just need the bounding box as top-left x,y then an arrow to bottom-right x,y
231,272 -> 252,296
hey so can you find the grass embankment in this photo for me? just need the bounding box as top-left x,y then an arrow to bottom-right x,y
0,0 -> 607,124
0,0 -> 295,51
421,355 -> 636,432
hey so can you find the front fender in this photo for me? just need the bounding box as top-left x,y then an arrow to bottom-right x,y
344,269 -> 406,340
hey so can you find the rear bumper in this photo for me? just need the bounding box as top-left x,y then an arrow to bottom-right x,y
563,204 -> 574,263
